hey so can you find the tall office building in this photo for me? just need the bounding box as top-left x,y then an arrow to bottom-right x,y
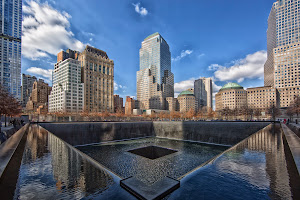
137,32 -> 174,110
265,0 -> 300,107
194,78 -> 212,109
0,0 -> 22,99
78,45 -> 114,113
21,74 -> 37,107
48,50 -> 84,113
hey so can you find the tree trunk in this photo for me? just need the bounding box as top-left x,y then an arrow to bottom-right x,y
5,114 -> 6,127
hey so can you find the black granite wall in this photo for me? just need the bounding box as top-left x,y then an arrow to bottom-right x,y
39,122 -> 270,146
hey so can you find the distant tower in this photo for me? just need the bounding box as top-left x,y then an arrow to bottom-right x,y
0,0 -> 22,99
194,78 -> 212,110
137,32 -> 174,110
21,74 -> 37,107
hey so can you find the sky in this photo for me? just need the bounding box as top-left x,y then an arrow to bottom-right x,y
21,0 -> 276,105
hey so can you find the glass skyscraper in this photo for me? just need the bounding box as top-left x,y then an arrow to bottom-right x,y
0,0 -> 22,99
137,32 -> 174,110
265,0 -> 300,107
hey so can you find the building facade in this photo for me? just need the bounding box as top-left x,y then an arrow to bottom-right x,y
137,32 -> 174,110
125,96 -> 136,115
114,94 -> 124,113
166,97 -> 178,112
78,45 -> 114,113
177,90 -> 197,113
21,74 -> 37,107
215,83 -> 247,111
265,0 -> 300,107
26,79 -> 51,112
49,50 -> 84,113
0,0 -> 22,98
215,83 -> 279,112
246,86 -> 279,110
194,78 -> 212,109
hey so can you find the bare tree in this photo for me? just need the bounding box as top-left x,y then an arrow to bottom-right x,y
254,109 -> 261,120
267,105 -> 281,121
286,107 -> 294,121
0,85 -> 22,127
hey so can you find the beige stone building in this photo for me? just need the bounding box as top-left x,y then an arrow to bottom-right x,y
264,0 -> 300,107
78,45 -> 114,113
165,90 -> 197,113
215,83 -> 280,112
246,86 -> 279,110
26,79 -> 51,112
177,90 -> 197,113
166,97 -> 178,112
215,83 -> 247,111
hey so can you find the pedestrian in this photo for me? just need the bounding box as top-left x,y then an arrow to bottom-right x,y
296,119 -> 298,124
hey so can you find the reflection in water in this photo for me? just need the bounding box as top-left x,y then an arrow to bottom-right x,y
14,125 -> 118,200
168,124 -> 295,200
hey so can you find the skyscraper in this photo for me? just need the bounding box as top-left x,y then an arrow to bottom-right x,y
49,50 -> 84,113
194,78 -> 212,109
137,32 -> 174,110
0,0 -> 22,99
78,45 -> 114,113
265,0 -> 300,107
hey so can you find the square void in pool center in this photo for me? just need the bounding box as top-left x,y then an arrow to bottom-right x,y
128,145 -> 177,159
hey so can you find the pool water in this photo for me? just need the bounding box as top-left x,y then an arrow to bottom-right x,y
77,137 -> 228,185
167,124 -> 296,200
13,125 -> 134,200
11,124 -> 298,200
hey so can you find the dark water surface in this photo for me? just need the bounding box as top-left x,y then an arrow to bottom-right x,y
167,124 -> 296,200
77,137 -> 228,185
12,124 -> 297,200
13,125 -> 134,200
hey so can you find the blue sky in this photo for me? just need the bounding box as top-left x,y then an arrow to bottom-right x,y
21,0 -> 275,103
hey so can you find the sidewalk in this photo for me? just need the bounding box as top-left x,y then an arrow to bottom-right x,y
0,123 -> 20,145
287,123 -> 300,138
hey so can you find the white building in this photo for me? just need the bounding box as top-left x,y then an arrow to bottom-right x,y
49,56 -> 84,113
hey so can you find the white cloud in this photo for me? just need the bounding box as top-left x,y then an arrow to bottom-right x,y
132,3 -> 148,16
174,77 -> 222,110
174,78 -> 195,95
114,81 -> 127,92
208,64 -> 222,71
22,0 -> 85,60
210,50 -> 267,83
172,50 -> 193,62
26,67 -> 53,83
197,53 -> 205,58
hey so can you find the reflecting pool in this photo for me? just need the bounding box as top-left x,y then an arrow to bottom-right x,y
167,124 -> 298,200
13,125 -> 134,200
77,137 -> 228,185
